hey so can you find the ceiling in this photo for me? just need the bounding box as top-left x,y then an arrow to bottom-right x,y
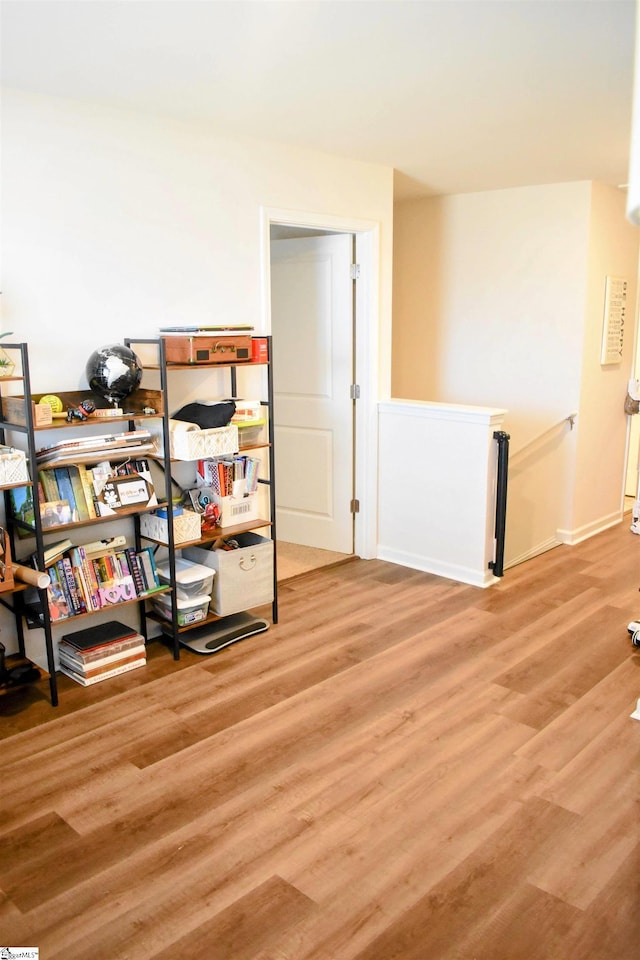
1,0 -> 637,200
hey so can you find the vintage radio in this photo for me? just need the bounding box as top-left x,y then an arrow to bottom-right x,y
163,335 -> 253,365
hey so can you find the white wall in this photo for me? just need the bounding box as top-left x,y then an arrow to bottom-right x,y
2,90 -> 394,387
0,88 -> 394,660
378,399 -> 507,587
393,182 -> 639,565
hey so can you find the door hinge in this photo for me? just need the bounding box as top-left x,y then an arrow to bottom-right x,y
350,498 -> 360,514
350,263 -> 361,280
350,383 -> 360,400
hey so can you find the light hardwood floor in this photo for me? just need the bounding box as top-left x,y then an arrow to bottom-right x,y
1,522 -> 639,959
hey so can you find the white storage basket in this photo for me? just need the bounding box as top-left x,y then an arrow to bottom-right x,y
150,420 -> 238,462
183,533 -> 274,617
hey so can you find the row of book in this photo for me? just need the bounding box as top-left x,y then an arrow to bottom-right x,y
58,619 -> 146,686
196,455 -> 260,497
43,537 -> 163,622
34,458 -> 157,524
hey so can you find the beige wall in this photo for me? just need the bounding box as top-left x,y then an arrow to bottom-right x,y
393,182 -> 639,562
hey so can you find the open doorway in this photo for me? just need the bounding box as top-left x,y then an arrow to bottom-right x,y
269,224 -> 355,580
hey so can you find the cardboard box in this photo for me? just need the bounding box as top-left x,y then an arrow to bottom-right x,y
213,491 -> 259,527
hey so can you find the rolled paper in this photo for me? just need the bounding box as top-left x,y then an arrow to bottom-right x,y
168,418 -> 200,434
11,563 -> 50,589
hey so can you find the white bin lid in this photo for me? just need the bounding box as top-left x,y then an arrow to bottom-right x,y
156,557 -> 216,583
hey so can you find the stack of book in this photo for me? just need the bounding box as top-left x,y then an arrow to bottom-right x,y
58,620 -> 146,686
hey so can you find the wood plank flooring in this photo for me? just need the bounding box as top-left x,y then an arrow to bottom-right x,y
1,521 -> 639,959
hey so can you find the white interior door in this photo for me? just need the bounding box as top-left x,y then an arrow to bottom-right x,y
271,234 -> 354,553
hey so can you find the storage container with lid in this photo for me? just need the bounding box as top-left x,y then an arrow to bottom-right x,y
156,557 -> 215,600
151,591 -> 211,627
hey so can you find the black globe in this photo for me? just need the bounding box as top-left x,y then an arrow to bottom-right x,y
85,344 -> 143,406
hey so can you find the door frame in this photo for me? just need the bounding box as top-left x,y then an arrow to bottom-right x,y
260,206 -> 380,560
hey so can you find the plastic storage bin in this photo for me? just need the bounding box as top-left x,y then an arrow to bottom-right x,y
151,591 -> 211,626
156,557 -> 215,601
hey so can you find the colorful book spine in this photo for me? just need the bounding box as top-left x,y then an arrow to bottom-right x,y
137,547 -> 159,590
46,567 -> 71,621
125,548 -> 146,595
67,465 -> 90,521
77,545 -> 101,611
76,465 -> 97,519
53,467 -> 78,520
38,468 -> 60,503
69,548 -> 91,612
55,559 -> 76,614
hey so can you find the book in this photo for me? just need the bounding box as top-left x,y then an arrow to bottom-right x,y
67,465 -> 91,521
54,558 -> 75,612
59,648 -> 146,678
38,468 -> 60,503
41,538 -> 74,567
80,535 -> 127,559
46,570 -> 72,622
8,485 -> 35,526
58,633 -> 145,665
59,656 -> 146,686
76,465 -> 97,519
53,466 -> 77,516
61,556 -> 85,614
60,618 -> 139,651
137,546 -> 159,590
69,546 -> 98,612
36,430 -> 154,465
159,326 -> 254,334
125,547 -> 146,596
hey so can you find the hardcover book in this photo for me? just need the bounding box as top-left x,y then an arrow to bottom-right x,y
60,619 -> 140,651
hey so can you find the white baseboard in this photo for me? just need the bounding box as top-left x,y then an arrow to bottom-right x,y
557,510 -> 623,545
376,546 -> 498,588
504,537 -> 562,570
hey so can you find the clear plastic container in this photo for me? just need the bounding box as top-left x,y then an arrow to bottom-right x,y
156,557 -> 215,600
151,591 -> 211,627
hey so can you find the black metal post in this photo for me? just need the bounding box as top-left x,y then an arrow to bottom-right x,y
489,430 -> 510,578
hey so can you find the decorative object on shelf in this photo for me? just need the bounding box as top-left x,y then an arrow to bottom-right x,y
66,398 -> 96,422
0,445 -> 29,485
85,343 -> 143,406
0,332 -> 16,377
39,394 -> 63,414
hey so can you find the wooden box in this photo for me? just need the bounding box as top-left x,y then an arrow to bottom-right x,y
1,397 -> 52,428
